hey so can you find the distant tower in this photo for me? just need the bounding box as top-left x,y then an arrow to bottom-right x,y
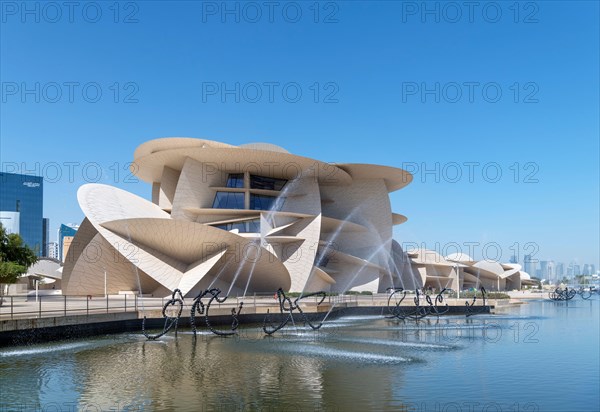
547,261 -> 555,281
524,254 -> 536,277
0,172 -> 45,256
47,242 -> 59,260
555,262 -> 564,278
58,223 -> 80,261
42,218 -> 50,257
567,263 -> 574,277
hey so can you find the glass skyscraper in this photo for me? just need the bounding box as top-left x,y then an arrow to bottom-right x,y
0,172 -> 46,256
58,223 -> 79,261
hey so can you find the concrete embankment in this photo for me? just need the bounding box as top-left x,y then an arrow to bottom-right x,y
0,302 -> 497,347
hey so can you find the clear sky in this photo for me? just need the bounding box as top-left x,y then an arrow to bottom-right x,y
1,1 -> 598,268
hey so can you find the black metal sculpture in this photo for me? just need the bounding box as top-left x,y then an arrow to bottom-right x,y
548,287 -> 577,301
386,288 -> 449,321
425,289 -> 450,317
465,287 -> 488,317
142,289 -> 184,340
577,287 -> 593,300
190,288 -> 243,336
386,287 -> 407,319
263,288 -> 327,335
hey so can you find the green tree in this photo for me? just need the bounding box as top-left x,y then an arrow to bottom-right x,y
0,223 -> 38,304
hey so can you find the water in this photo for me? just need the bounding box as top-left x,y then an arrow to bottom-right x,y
0,300 -> 598,411
224,178 -> 301,297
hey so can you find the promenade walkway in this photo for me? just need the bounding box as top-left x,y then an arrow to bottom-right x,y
0,292 -> 515,322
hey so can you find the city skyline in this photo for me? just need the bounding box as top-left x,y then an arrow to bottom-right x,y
2,166 -> 597,271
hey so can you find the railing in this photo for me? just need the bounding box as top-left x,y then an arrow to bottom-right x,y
0,295 -> 147,320
0,292 -> 460,321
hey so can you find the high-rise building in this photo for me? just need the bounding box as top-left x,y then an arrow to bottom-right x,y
58,223 -> 79,261
591,264 -> 597,275
539,260 -> 562,282
573,264 -> 581,276
555,262 -> 564,278
62,236 -> 75,262
47,241 -> 59,260
0,172 -> 47,256
524,254 -> 537,277
547,261 -> 555,281
509,255 -> 518,264
583,264 -> 592,275
539,261 -> 550,280
567,264 -> 574,277
42,217 -> 50,257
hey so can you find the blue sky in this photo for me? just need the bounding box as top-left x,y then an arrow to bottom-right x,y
1,1 -> 598,268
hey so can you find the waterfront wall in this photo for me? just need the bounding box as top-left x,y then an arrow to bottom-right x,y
0,303 -> 495,347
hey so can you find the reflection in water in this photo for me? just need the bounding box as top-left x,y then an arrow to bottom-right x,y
0,300 -> 598,411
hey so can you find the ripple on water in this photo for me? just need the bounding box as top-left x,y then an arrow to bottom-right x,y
333,336 -> 456,350
0,342 -> 91,358
265,342 -> 412,364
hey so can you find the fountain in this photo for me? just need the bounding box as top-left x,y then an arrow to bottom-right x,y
577,287 -> 593,300
137,170 -> 497,339
386,288 -> 449,321
549,287 -> 576,301
190,288 -> 243,337
140,176 -> 309,339
142,289 -> 184,340
263,288 -> 328,335
142,288 -> 243,339
385,281 -> 490,321
465,287 -> 489,317
548,286 -> 594,302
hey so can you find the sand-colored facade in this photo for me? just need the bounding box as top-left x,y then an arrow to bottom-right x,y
396,249 -> 535,292
62,138 -> 413,296
61,138 -> 532,297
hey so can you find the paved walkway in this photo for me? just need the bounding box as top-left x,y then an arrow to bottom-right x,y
0,292 -> 511,321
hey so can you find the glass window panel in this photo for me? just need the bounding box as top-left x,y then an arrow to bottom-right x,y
247,219 -> 261,233
231,222 -> 246,232
250,194 -> 284,211
213,219 -> 260,233
249,175 -> 287,191
212,192 -> 245,209
226,173 -> 244,188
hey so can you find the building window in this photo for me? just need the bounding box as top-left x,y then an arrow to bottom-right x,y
247,219 -> 260,232
215,222 -> 245,232
250,194 -> 284,211
214,219 -> 260,233
212,192 -> 245,209
226,173 -> 244,188
250,175 -> 287,191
